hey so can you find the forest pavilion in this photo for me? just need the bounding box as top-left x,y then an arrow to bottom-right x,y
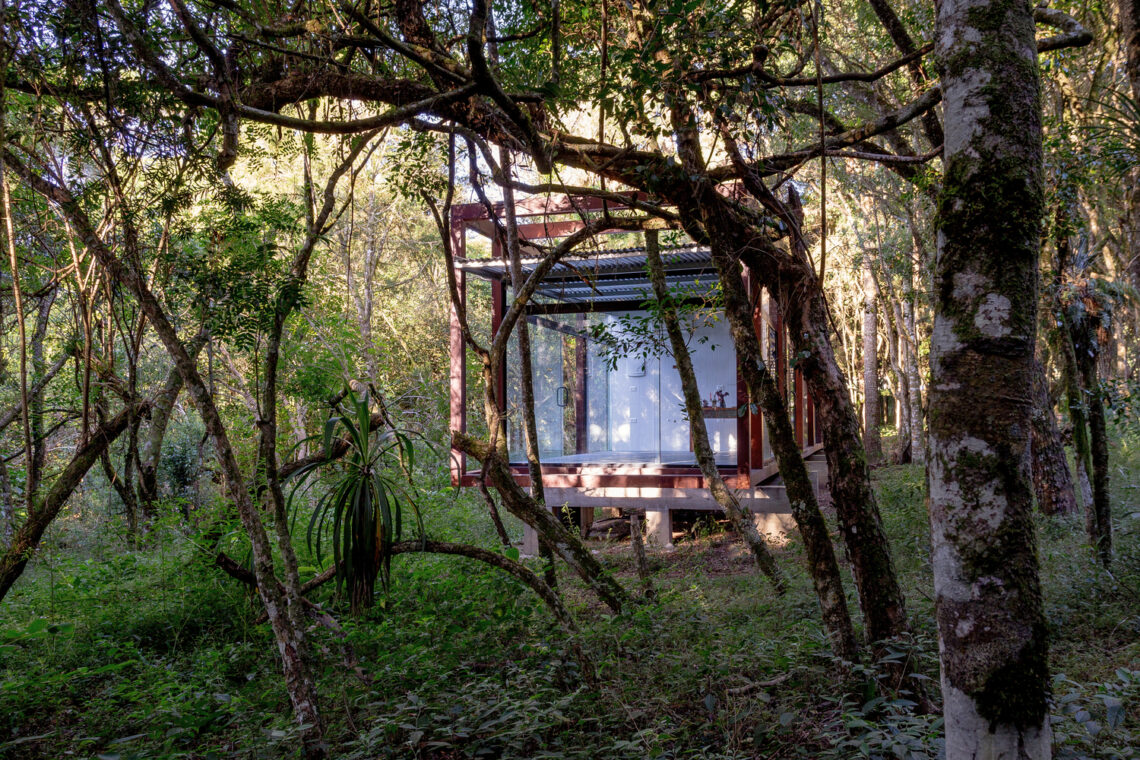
449,194 -> 827,549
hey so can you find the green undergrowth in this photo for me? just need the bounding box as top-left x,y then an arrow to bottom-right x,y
1,431 -> 1138,759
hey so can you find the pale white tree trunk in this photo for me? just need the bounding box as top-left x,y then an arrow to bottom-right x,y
862,249 -> 883,464
902,255 -> 924,464
930,0 -> 1052,755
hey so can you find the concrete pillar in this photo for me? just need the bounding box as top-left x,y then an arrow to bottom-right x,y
521,523 -> 540,557
645,507 -> 674,549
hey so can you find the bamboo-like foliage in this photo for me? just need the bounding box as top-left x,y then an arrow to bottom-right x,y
289,388 -> 420,613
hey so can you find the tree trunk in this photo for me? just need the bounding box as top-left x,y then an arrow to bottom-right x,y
929,0 -> 1052,753
501,149 -> 557,591
1056,307 -> 1103,555
901,256 -> 925,465
782,285 -> 910,645
645,232 -> 787,594
662,53 -> 900,645
27,291 -> 56,500
453,431 -> 629,613
1029,358 -> 1078,516
3,157 -> 330,758
664,168 -> 908,648
99,409 -> 143,546
883,288 -> 912,464
0,402 -> 145,602
0,460 -> 13,544
862,250 -> 884,464
719,274 -> 860,659
1073,327 -> 1112,565
628,511 -> 655,601
1120,0 -> 1140,287
138,330 -> 208,516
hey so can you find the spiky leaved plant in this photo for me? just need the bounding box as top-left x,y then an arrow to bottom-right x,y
289,387 -> 419,613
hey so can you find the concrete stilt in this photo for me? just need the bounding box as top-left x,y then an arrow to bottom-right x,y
645,507 -> 674,549
521,523 -> 540,557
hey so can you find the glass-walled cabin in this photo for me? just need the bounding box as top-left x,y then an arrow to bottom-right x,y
506,306 -> 739,468
448,195 -> 823,490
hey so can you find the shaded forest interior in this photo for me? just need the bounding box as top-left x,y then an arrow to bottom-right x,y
1,0 -> 1139,758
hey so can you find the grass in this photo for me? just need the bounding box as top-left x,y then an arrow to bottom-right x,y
1,430 -> 1138,759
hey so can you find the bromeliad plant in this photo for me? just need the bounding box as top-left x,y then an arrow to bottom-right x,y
289,387 -> 421,613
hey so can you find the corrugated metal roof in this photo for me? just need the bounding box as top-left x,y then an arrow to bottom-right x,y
456,243 -> 719,304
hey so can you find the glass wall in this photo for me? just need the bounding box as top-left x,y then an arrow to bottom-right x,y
505,309 -> 738,466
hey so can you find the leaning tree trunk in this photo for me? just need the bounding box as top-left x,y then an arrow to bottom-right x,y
1029,357 -> 1078,516
929,0 -> 1052,754
675,187 -> 910,648
0,403 -> 144,602
4,159 -> 330,758
862,250 -> 884,464
705,249 -> 860,660
453,431 -> 629,613
501,150 -> 558,590
664,77 -> 900,645
779,282 -> 911,645
646,232 -> 787,595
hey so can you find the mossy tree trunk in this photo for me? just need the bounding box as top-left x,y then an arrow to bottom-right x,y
929,0 -> 1051,753
777,280 -> 911,646
1071,319 -> 1112,565
645,231 -> 787,595
1029,357 -> 1078,516
705,250 -> 860,660
501,150 -> 557,590
663,112 -> 908,647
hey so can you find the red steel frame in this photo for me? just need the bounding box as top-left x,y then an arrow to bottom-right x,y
448,195 -> 822,488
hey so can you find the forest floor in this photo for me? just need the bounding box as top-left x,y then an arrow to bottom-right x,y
1,431 -> 1138,760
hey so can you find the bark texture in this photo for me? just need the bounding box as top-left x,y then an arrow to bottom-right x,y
713,265 -> 860,659
862,250 -> 884,464
902,259 -> 925,464
1029,358 -> 1078,516
930,0 -> 1051,754
645,233 -> 787,594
